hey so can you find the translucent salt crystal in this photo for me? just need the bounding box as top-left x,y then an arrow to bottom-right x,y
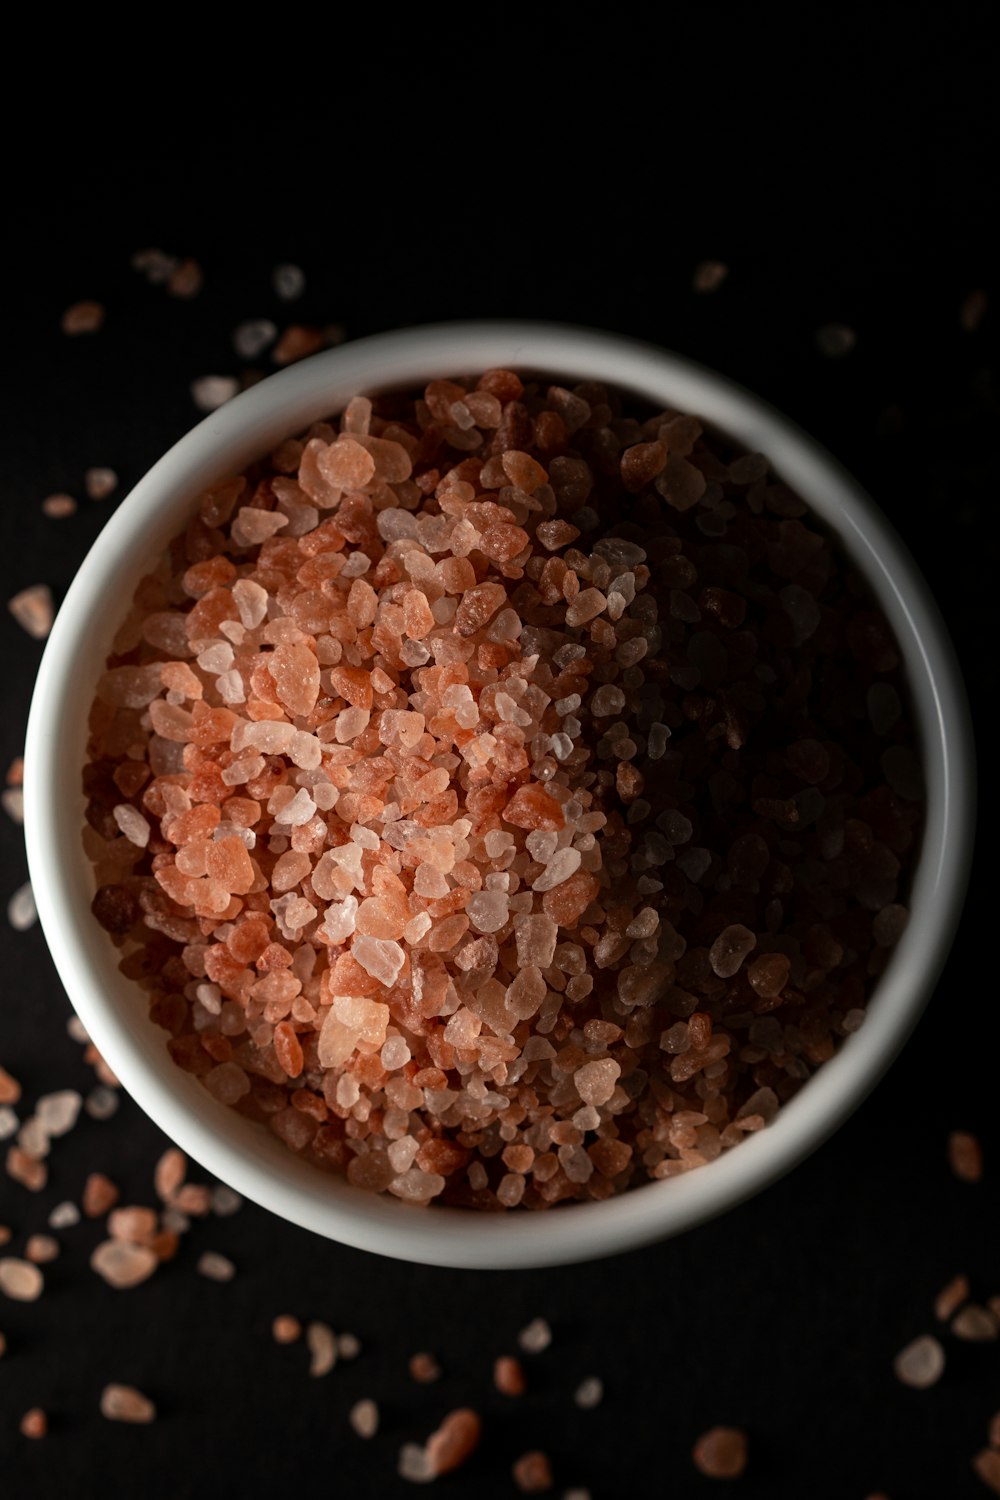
692,1427 -> 748,1480
0,1257 -> 44,1301
466,890 -> 510,934
952,1305 -> 999,1341
233,719 -> 296,755
233,319 -> 277,358
113,804 -> 150,847
323,896 -> 359,944
196,641 -> 234,675
211,1185 -> 242,1217
404,912 -> 432,944
232,507 -> 288,547
352,935 -> 405,986
515,915 -> 558,969
8,584 -> 54,639
7,882 -> 37,931
84,467 -> 118,501
0,1107 -> 18,1140
273,263 -> 305,301
231,578 -> 269,629
336,1074 -> 360,1108
216,669 -> 246,704
532,847 -> 582,891
574,1059 -> 621,1106
350,1398 -> 379,1439
191,375 -> 238,412
100,1384 -> 156,1423
381,1035 -> 411,1071
273,788 -> 316,826
90,1240 -> 158,1289
288,731 -> 321,769
389,1136 -> 420,1173
565,588 -> 607,627
307,1320 -> 337,1376
36,1090 -> 82,1137
398,1443 -> 433,1482
197,1251 -> 236,1282
709,924 -> 756,978
336,707 -> 370,742
337,1331 -> 361,1360
48,1200 -> 80,1229
590,684 -> 625,717
388,1167 -> 446,1202
18,1114 -> 49,1157
2,787 -> 24,823
894,1335 -> 945,1388
574,1377 -> 603,1409
518,1318 -> 552,1354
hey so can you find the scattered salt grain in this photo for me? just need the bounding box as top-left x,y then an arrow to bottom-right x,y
191,375 -> 239,413
83,1172 -> 120,1217
0,1258 -> 44,1301
197,1251 -> 236,1283
8,585 -> 54,640
0,1108 -> 17,1140
42,492 -> 77,518
49,1201 -> 80,1230
25,1235 -> 59,1264
494,1355 -> 527,1395
948,1130 -> 983,1183
973,1449 -> 1000,1495
692,1426 -> 748,1479
518,1318 -> 552,1354
693,260 -> 728,293
62,300 -> 104,334
513,1450 -> 554,1493
36,1090 -> 81,1137
273,264 -> 306,301
234,319 -> 278,359
85,1086 -> 120,1121
91,1239 -> 158,1289
424,1409 -> 482,1479
574,1377 -> 603,1410
306,1320 -> 337,1376
20,1407 -> 47,1439
952,1305 -> 999,1342
337,1331 -> 361,1360
272,1315 -> 302,1343
893,1334 -> 945,1389
7,882 -> 37,931
349,1399 -> 379,1439
211,1185 -> 242,1217
409,1351 -> 442,1383
85,467 -> 118,501
100,1384 -> 156,1423
0,1066 -> 20,1104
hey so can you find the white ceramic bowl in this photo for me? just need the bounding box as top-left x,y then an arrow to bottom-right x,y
24,322 -> 974,1268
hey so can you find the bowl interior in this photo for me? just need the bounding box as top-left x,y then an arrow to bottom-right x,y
24,324 -> 973,1268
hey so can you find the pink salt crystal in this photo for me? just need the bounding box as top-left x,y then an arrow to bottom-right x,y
154,1148 -> 186,1202
352,936 -> 405,986
952,1305 -> 998,1341
91,1239 -> 158,1289
565,588 -> 606,627
166,257 -> 203,298
84,467 -> 118,501
574,1377 -> 603,1409
709,924 -> 756,978
350,1398 -> 379,1438
273,263 -> 305,301
231,506 -> 288,546
518,1318 -> 552,1354
62,299 -> 104,334
113,803 -> 150,847
197,1250 -> 236,1283
409,1351 -> 442,1383
692,1427 -> 748,1479
515,915 -> 558,970
424,1408 -> 482,1478
318,436 -> 376,489
893,1335 -> 945,1388
36,1090 -> 81,1137
935,1273 -> 970,1321
42,492 -> 77,517
337,1331 -> 361,1359
466,890 -> 510,934
1,787 -> 22,822
191,375 -> 239,412
7,882 -> 37,931
693,259 -> 729,292
20,1408 -> 47,1439
232,578 -> 269,628
272,1314 -> 302,1343
455,582 -> 507,635
100,1384 -> 156,1423
973,1451 -> 1000,1495
0,1067 -> 21,1104
8,584 -> 54,639
948,1130 -> 983,1183
83,1172 -> 120,1217
306,1320 -> 337,1375
574,1059 -> 621,1106
512,1451 -> 553,1493
532,847 -> 582,891
0,1257 -> 44,1301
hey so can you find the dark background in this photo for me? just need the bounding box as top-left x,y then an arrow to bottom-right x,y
1,15 -> 998,1497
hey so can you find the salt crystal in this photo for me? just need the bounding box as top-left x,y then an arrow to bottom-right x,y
532,847 -> 582,891
211,1185 -> 242,1217
350,1398 -> 379,1438
816,322 -> 857,357
7,882 -> 36,931
466,890 -> 510,934
113,803 -> 150,846
191,375 -> 239,412
42,492 -> 77,518
0,1107 -> 17,1140
0,1257 -> 44,1301
352,935 -> 405,985
692,1427 -> 748,1479
8,585 -> 54,640
100,1384 -> 156,1423
25,1235 -> 59,1264
338,1331 -> 362,1359
49,1201 -> 80,1229
273,264 -> 306,301
512,1450 -> 553,1492
948,1130 -> 983,1183
91,1240 -> 158,1289
62,299 -> 104,334
574,1059 -> 621,1106
1,788 -> 23,823
272,1314 -> 301,1343
197,1251 -> 236,1282
19,1408 -> 47,1439
36,1090 -> 82,1137
894,1334 -> 945,1388
952,1305 -> 998,1341
934,1273 -> 969,1321
85,467 -> 118,501
518,1317 -> 552,1354
233,319 -> 278,359
306,1320 -> 337,1376
574,1376 -> 603,1409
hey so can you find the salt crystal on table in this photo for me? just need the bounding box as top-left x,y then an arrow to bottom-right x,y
948,1130 -> 983,1183
62,300 -> 104,334
91,1240 -> 158,1289
272,1314 -> 301,1343
409,1351 -> 442,1383
349,1399 -> 379,1438
85,467 -> 118,501
8,585 -> 54,639
41,492 -> 77,518
25,1235 -> 59,1264
0,1108 -> 17,1141
425,1409 -> 482,1478
113,804 -> 150,846
20,1408 -> 47,1439
894,1334 -> 945,1388
211,1185 -> 242,1217
197,1251 -> 236,1283
512,1450 -> 553,1492
48,1201 -> 80,1229
100,1384 -> 156,1423
693,259 -> 729,292
692,1427 -> 748,1479
337,1331 -> 361,1359
574,1377 -> 603,1409
7,882 -> 37,931
86,1086 -> 120,1121
234,319 -> 278,358
36,1090 -> 82,1137
306,1320 -> 337,1376
190,375 -> 239,412
518,1318 -> 552,1354
273,264 -> 305,301
952,1304 -> 998,1341
0,1258 -> 44,1301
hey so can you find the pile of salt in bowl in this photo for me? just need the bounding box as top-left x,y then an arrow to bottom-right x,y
81,370 -> 922,1210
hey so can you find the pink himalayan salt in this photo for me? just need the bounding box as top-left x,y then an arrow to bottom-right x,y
100,1384 -> 156,1423
512,1451 -> 554,1492
91,1239 -> 158,1289
0,1257 -> 44,1301
935,1273 -> 970,1321
894,1335 -> 945,1388
272,1314 -> 302,1343
948,1130 -> 983,1183
692,1427 -> 748,1479
423,1409 -> 482,1478
307,1320 -> 337,1376
85,467 -> 118,500
20,1408 -> 48,1439
349,1398 -> 379,1438
42,492 -> 77,517
8,584 -> 54,639
62,300 -> 104,334
574,1059 -> 621,1106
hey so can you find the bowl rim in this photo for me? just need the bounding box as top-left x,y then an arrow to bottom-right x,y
23,320 -> 975,1269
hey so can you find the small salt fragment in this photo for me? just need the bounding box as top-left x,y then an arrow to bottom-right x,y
272,1314 -> 302,1343
693,259 -> 728,292
7,882 -> 37,931
100,1384 -> 156,1423
85,1086 -> 120,1121
191,375 -> 239,413
85,467 -> 118,501
337,1331 -> 361,1359
36,1090 -> 81,1137
893,1334 -> 945,1388
166,258 -> 203,298
273,263 -> 306,301
83,1172 -> 119,1217
0,1258 -> 44,1301
513,1450 -> 554,1493
952,1304 -> 999,1341
0,1067 -> 21,1105
935,1273 -> 969,1321
409,1351 -> 442,1383
211,1185 -> 242,1217
574,1376 -> 603,1409
41,492 -> 77,518
234,319 -> 278,358
307,1320 -> 337,1376
398,1442 -> 434,1483
494,1355 -> 526,1395
20,1408 -> 47,1439
197,1251 -> 236,1283
425,1409 -> 482,1478
973,1449 -> 1000,1495
62,300 -> 104,334
25,1234 -> 59,1264
350,1398 -> 379,1438
948,1130 -> 983,1183
91,1239 -> 158,1289
49,1200 -> 80,1229
8,585 -> 54,640
692,1427 -> 748,1479
960,288 -> 989,332
816,323 -> 857,357
518,1317 -> 552,1354
0,1107 -> 17,1140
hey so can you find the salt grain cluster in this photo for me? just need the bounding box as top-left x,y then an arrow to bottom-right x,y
82,371 -> 921,1209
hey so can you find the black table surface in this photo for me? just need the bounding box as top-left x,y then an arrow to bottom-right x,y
1,27 -> 998,1499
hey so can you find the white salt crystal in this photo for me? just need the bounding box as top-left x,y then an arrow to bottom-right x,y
113,804 -> 150,847
352,936 -> 405,985
36,1090 -> 82,1137
48,1200 -> 81,1229
191,375 -> 238,412
233,318 -> 277,358
7,881 -> 37,931
518,1317 -> 552,1354
349,1398 -> 379,1438
197,1251 -> 236,1282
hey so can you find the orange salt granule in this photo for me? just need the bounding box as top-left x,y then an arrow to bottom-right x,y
82,371 -> 921,1211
